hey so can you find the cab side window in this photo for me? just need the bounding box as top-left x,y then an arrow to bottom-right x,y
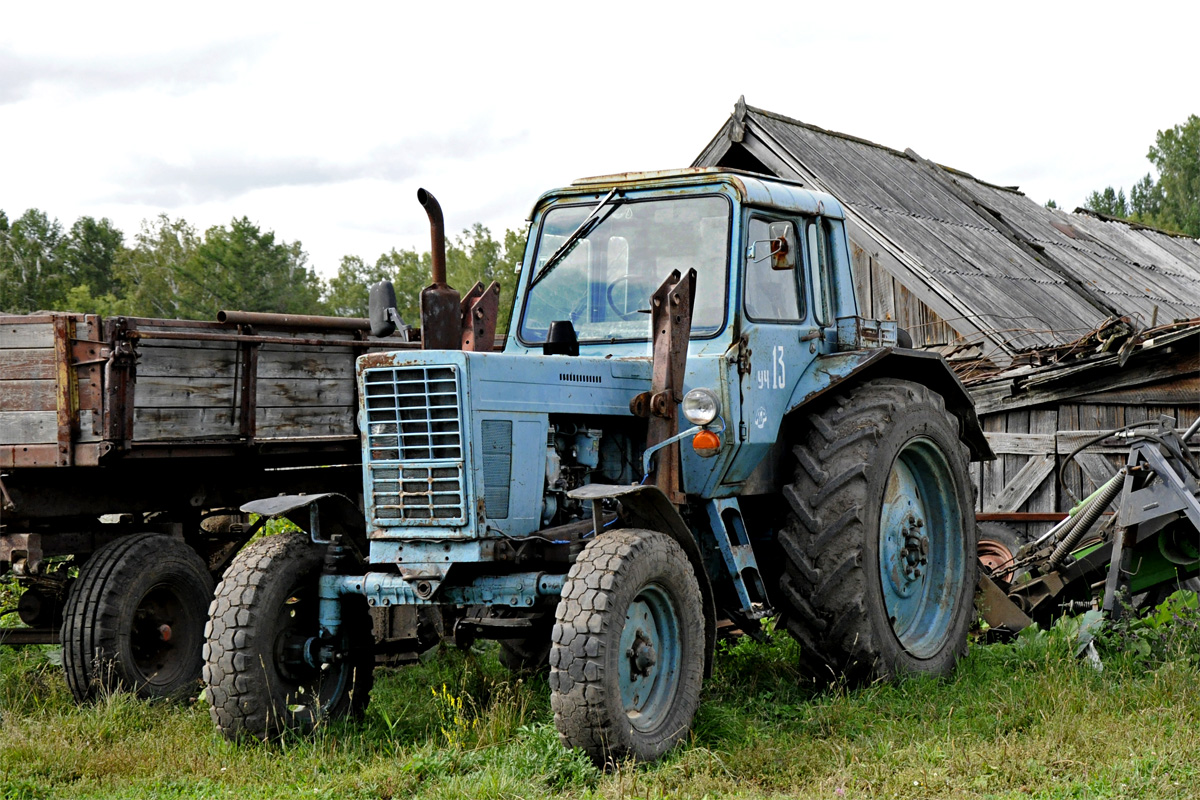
744,217 -> 802,322
807,218 -> 836,326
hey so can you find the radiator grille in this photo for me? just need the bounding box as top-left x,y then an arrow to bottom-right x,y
364,365 -> 465,525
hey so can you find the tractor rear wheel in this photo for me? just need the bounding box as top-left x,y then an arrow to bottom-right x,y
61,533 -> 213,702
777,379 -> 975,684
549,529 -> 704,766
203,532 -> 373,739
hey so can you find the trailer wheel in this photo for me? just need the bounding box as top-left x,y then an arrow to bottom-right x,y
203,531 -> 373,740
777,379 -> 975,684
550,529 -> 704,766
61,532 -> 214,702
498,637 -> 552,674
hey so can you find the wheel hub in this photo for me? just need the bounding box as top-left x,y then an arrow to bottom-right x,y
627,630 -> 658,676
899,514 -> 930,583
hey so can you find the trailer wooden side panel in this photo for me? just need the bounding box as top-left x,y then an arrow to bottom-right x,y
0,314 -> 105,467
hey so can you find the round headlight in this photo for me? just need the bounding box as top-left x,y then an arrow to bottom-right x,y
682,388 -> 721,426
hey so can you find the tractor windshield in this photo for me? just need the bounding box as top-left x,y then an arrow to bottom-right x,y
518,195 -> 730,344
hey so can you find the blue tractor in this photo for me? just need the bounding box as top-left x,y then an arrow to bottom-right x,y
203,169 -> 992,764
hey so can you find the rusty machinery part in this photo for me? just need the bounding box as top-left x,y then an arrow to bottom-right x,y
459,280 -> 502,353
417,188 -> 462,351
216,310 -> 369,332
977,522 -> 1026,583
61,533 -> 214,702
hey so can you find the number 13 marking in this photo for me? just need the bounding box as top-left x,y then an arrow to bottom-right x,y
773,345 -> 785,389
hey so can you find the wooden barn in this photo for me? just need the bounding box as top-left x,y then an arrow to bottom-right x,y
695,99 -> 1200,542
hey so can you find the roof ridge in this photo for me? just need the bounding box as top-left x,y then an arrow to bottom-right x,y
1072,207 -> 1198,240
741,103 -> 1024,196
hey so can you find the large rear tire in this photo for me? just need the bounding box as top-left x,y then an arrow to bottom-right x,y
777,379 -> 975,684
61,532 -> 214,702
550,529 -> 704,766
203,532 -> 373,739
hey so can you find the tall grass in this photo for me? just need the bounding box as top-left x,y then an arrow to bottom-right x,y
3,608 -> 1200,799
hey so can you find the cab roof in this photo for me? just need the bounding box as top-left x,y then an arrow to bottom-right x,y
528,167 -> 845,221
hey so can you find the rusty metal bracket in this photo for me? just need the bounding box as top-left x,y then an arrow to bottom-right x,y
460,281 -> 502,352
645,269 -> 697,505
52,316 -> 79,467
235,329 -> 260,442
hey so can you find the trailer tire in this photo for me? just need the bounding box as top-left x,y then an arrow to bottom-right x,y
203,532 -> 373,740
550,529 -> 704,766
498,637 -> 552,675
61,532 -> 214,702
777,379 -> 975,685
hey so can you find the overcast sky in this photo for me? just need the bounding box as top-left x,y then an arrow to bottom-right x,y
2,2 -> 1195,279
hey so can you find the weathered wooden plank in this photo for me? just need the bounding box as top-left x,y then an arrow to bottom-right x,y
1075,452 -> 1117,491
256,378 -> 355,408
132,407 -> 236,441
1025,408 -> 1059,539
132,376 -> 238,409
986,453 -> 1056,513
257,406 -> 357,438
256,351 -> 357,381
984,432 -> 1053,455
134,348 -> 238,379
0,380 -> 56,412
0,348 -> 56,380
0,410 -> 56,444
0,323 -> 54,349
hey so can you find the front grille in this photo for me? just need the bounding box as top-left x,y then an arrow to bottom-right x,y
364,365 -> 466,525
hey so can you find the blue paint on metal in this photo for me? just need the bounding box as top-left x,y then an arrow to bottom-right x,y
877,437 -> 966,658
617,582 -> 682,731
323,570 -> 563,610
705,497 -> 771,617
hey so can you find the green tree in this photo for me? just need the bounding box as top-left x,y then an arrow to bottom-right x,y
1084,186 -> 1128,218
175,217 -> 325,318
0,208 -> 68,313
1146,114 -> 1200,236
114,215 -> 200,318
1045,199 -> 1058,209
63,216 -> 125,301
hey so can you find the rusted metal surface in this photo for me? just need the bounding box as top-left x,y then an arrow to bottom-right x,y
645,269 -> 697,505
461,281 -> 501,352
237,338 -> 259,441
216,310 -> 370,331
417,188 -> 462,351
52,315 -> 78,467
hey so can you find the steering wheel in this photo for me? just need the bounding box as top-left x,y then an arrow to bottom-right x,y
606,274 -> 646,320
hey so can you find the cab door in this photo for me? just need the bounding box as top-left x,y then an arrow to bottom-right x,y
723,213 -> 822,486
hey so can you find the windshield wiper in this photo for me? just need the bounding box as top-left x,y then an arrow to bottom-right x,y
529,188 -> 622,289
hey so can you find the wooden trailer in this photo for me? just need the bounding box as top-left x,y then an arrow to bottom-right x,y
0,311 -> 423,700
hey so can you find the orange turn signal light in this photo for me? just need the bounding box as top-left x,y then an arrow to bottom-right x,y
692,429 -> 721,458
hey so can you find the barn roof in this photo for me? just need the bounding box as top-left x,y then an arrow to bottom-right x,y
694,99 -> 1200,359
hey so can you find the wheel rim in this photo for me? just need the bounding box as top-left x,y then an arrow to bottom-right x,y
878,436 -> 965,659
617,583 -> 681,732
130,583 -> 197,687
977,538 -> 1017,582
270,584 -> 350,722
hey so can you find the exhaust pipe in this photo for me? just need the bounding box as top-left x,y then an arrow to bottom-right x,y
416,188 -> 461,350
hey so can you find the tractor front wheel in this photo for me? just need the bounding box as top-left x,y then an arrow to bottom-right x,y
549,529 -> 704,766
203,532 -> 373,739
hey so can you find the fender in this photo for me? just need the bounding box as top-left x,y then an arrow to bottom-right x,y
568,483 -> 718,678
241,493 -> 369,563
785,348 -> 994,461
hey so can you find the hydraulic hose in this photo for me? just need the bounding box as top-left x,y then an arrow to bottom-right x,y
1047,469 -> 1125,570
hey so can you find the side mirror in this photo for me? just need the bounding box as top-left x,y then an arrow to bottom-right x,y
767,221 -> 796,271
747,222 -> 797,271
369,280 -> 400,337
